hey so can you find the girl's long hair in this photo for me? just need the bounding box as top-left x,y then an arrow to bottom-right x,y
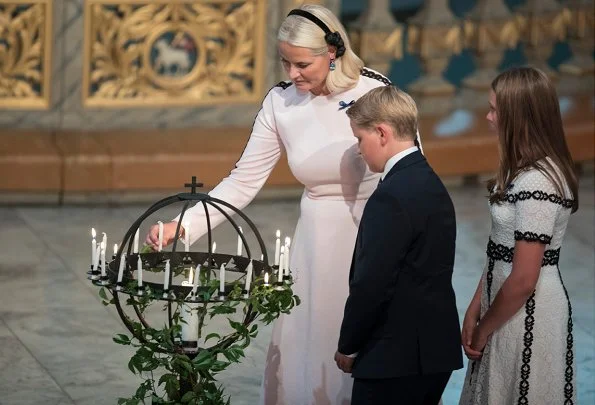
487,66 -> 579,212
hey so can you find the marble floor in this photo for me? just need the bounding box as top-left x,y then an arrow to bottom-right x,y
0,174 -> 593,405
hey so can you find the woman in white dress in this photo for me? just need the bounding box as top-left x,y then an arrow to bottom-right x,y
146,5 -> 421,404
459,67 -> 579,404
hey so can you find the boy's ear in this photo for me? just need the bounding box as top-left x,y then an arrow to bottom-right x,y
377,123 -> 391,146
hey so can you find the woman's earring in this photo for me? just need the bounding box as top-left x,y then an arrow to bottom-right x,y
330,59 -> 336,71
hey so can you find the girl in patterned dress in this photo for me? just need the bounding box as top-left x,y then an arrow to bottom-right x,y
459,67 -> 579,404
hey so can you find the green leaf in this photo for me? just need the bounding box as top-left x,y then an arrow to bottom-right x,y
204,333 -> 221,343
180,391 -> 196,403
99,287 -> 107,300
113,334 -> 131,345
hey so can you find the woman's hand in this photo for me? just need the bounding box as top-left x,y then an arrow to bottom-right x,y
145,221 -> 185,251
463,324 -> 488,361
462,309 -> 483,361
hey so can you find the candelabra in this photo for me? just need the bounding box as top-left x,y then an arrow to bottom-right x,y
86,176 -> 297,404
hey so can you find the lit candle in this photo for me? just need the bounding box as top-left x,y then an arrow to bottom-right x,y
183,221 -> 190,252
163,259 -> 171,291
117,253 -> 125,284
113,243 -> 118,258
133,229 -> 139,253
181,268 -> 199,344
157,221 -> 164,252
91,228 -> 96,265
212,242 -> 217,254
274,230 -> 281,266
278,246 -> 285,277
100,240 -> 107,277
264,272 -> 269,286
244,261 -> 253,292
219,264 -> 225,295
182,267 -> 194,287
284,237 -> 291,278
137,256 -> 143,288
93,242 -> 100,271
237,226 -> 243,256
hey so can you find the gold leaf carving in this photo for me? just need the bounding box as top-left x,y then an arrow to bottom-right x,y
0,1 -> 52,108
83,0 -> 266,108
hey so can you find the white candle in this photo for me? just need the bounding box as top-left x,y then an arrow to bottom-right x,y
93,242 -> 100,271
100,240 -> 107,277
157,221 -> 164,252
278,246 -> 285,277
137,256 -> 143,288
212,242 -> 217,254
274,230 -> 281,266
113,243 -> 118,258
163,259 -> 171,291
219,264 -> 226,294
237,226 -> 243,256
192,265 -> 201,295
264,272 -> 269,286
183,221 -> 190,252
91,228 -> 96,265
117,254 -> 125,283
244,261 -> 253,292
133,229 -> 139,253
284,247 -> 290,278
181,270 -> 199,343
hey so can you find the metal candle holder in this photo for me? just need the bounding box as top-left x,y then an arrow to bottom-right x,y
87,176 -> 293,351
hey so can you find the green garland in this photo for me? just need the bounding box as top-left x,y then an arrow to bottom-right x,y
99,266 -> 299,405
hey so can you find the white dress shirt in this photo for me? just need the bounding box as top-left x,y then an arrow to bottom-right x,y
380,146 -> 419,181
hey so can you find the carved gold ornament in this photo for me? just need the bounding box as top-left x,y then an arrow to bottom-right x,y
0,0 -> 52,109
83,0 -> 266,108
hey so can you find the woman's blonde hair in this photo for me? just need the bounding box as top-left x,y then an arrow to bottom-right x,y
277,4 -> 364,94
346,86 -> 418,141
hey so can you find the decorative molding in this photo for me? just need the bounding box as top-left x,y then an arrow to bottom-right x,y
82,0 -> 267,108
0,0 -> 53,109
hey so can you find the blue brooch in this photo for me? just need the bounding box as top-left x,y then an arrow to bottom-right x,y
338,100 -> 355,110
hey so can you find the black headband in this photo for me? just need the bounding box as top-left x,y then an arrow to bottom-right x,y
287,9 -> 346,58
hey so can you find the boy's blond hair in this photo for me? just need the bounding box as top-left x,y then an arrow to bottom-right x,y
346,86 -> 418,140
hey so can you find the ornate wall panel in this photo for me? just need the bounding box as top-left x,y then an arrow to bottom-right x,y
83,0 -> 267,108
0,0 -> 53,109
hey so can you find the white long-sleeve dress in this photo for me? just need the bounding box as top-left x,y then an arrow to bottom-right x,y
178,69 -> 398,405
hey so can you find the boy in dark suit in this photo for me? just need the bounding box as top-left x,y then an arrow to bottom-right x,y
335,86 -> 463,405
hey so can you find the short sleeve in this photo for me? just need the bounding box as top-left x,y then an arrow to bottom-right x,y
513,171 -> 562,245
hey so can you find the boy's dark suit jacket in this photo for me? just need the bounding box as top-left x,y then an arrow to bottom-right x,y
338,150 -> 463,379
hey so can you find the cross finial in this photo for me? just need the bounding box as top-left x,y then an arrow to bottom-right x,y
184,176 -> 203,194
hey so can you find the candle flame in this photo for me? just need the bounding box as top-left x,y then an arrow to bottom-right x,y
285,237 -> 291,246
91,228 -> 96,238
188,266 -> 194,284
281,246 -> 285,253
113,243 -> 118,254
212,242 -> 217,253
264,272 -> 269,284
276,229 -> 280,237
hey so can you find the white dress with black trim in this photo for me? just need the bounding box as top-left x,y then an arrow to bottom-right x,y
459,161 -> 576,405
